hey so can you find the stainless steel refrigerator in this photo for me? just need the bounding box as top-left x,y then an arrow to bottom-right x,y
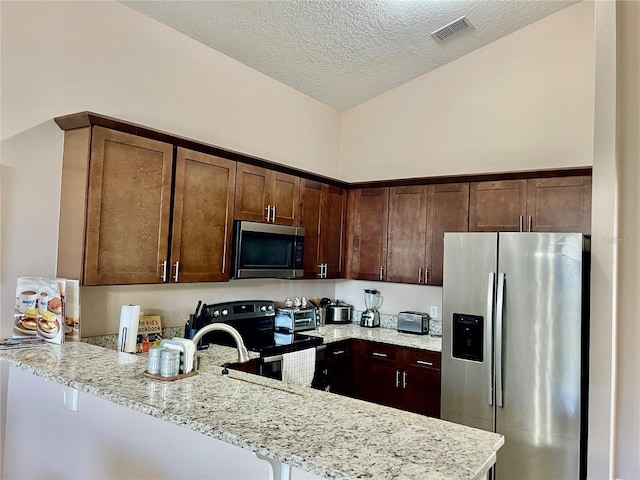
441,232 -> 589,479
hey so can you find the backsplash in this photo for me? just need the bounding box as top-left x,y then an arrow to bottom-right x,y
351,310 -> 441,335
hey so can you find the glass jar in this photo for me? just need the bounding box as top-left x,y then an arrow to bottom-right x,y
147,346 -> 165,374
159,349 -> 180,378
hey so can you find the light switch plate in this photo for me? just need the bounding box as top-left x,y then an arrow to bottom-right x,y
430,306 -> 438,319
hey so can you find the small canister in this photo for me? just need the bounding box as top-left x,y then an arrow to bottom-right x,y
147,346 -> 165,374
159,349 -> 180,378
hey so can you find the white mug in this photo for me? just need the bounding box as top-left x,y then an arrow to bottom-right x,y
18,290 -> 38,313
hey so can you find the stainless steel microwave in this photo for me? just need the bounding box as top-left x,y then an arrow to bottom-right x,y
232,221 -> 305,279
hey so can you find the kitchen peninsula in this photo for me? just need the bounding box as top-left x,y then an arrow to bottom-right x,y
2,341 -> 503,480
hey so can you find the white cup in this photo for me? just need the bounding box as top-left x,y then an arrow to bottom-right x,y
38,292 -> 49,314
18,290 -> 38,313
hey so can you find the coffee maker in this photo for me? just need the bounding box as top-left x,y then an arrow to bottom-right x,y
360,288 -> 383,328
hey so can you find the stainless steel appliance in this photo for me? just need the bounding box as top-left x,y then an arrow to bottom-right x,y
184,300 -> 322,357
274,307 -> 319,332
441,232 -> 589,479
360,288 -> 382,328
397,311 -> 430,334
231,221 -> 304,279
324,301 -> 352,324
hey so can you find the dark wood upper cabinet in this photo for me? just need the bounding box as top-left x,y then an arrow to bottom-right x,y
469,180 -> 528,232
526,176 -> 592,233
346,188 -> 389,281
170,148 -> 236,283
381,183 -> 469,286
386,186 -> 428,284
235,164 -> 299,226
299,180 -> 346,279
470,177 -> 591,234
426,183 -> 470,286
74,127 -> 174,285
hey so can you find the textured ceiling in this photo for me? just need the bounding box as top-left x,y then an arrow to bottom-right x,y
123,0 -> 579,111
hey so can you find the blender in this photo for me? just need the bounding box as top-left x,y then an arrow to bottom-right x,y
360,288 -> 383,328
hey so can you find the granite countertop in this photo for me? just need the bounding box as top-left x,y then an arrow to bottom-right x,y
310,324 -> 442,352
1,341 -> 502,480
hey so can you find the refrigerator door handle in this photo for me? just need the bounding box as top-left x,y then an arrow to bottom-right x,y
496,272 -> 505,408
486,272 -> 495,406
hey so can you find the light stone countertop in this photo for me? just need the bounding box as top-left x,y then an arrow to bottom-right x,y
1,340 -> 502,480
309,323 -> 442,352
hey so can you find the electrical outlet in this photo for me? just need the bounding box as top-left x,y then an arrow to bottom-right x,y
430,306 -> 438,319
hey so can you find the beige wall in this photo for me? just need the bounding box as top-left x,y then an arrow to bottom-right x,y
339,1 -> 595,182
615,1 -> 640,478
0,0 -> 342,339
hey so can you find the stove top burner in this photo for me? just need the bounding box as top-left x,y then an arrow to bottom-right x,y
185,300 -> 323,357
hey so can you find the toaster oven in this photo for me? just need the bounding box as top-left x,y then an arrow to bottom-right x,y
274,307 -> 318,332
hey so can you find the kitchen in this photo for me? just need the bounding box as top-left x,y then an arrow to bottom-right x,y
0,1 -> 638,480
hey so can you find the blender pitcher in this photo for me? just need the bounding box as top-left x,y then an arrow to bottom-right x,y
361,288 -> 382,328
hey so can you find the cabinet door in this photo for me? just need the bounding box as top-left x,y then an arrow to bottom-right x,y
323,340 -> 353,396
84,127 -> 173,285
319,185 -> 346,278
235,164 -> 270,222
469,180 -> 527,232
348,188 -> 389,281
271,172 -> 300,226
425,183 -> 469,286
402,349 -> 441,418
386,186 -> 428,284
299,179 -> 322,278
354,341 -> 403,409
526,176 -> 592,233
171,148 -> 236,283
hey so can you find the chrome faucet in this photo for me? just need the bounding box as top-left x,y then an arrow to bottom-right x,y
189,323 -> 251,365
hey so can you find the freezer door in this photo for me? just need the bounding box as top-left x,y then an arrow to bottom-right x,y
495,233 -> 584,479
441,232 -> 497,432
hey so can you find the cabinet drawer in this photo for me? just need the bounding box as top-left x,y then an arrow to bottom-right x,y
361,341 -> 400,365
325,341 -> 352,359
404,349 -> 441,370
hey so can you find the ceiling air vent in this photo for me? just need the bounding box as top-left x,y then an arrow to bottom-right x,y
431,16 -> 472,42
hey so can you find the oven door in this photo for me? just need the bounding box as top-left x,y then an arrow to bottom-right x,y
232,221 -> 304,279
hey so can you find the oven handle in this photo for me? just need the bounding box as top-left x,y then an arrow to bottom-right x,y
261,344 -> 326,364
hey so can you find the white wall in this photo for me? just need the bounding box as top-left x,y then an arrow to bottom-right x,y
339,1 -> 595,181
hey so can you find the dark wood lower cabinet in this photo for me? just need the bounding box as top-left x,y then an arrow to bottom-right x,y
321,340 -> 354,396
353,340 -> 441,418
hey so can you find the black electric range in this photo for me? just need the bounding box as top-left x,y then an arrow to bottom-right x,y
184,300 -> 323,357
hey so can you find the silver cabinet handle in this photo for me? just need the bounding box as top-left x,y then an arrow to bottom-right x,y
395,369 -> 400,388
402,371 -> 407,389
528,215 -> 533,232
322,263 -> 328,278
496,272 -> 506,408
265,205 -> 271,222
425,268 -> 429,284
271,205 -> 276,223
418,267 -> 423,284
173,260 -> 180,282
416,360 -> 433,367
318,264 -> 323,278
519,215 -> 524,232
379,265 -> 385,281
486,272 -> 495,406
332,350 -> 346,355
372,352 -> 388,358
160,260 -> 168,282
